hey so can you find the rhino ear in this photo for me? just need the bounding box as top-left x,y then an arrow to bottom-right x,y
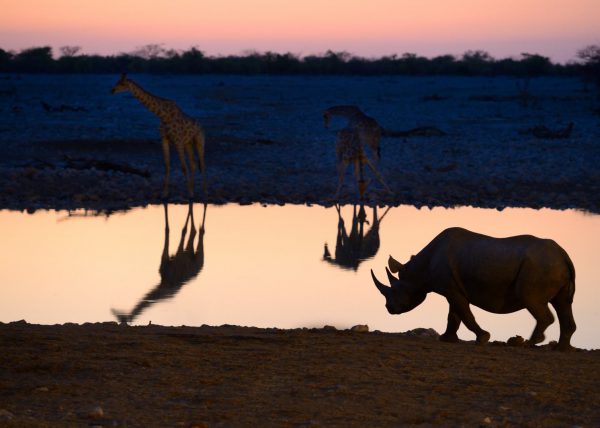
388,255 -> 404,273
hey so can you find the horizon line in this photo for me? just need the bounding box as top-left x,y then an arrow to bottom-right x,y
3,43 -> 592,65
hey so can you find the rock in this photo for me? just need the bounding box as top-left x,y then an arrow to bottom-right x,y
322,325 -> 337,331
483,416 -> 492,424
0,409 -> 15,420
88,406 -> 104,419
507,335 -> 525,347
350,324 -> 369,333
34,386 -> 49,392
405,328 -> 439,338
101,321 -> 119,326
485,184 -> 499,195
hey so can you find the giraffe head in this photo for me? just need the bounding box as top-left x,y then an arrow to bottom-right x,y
111,73 -> 130,94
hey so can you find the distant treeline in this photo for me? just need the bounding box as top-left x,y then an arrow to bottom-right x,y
1,45 -> 599,77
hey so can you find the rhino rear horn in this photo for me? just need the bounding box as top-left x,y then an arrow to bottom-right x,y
371,269 -> 391,297
388,255 -> 404,273
385,266 -> 400,287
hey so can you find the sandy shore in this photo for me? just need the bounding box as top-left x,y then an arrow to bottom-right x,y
1,322 -> 599,427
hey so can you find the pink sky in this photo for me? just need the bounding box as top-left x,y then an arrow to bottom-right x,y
1,0 -> 598,62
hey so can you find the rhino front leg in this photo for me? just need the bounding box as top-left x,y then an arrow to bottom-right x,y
440,309 -> 461,342
447,295 -> 490,344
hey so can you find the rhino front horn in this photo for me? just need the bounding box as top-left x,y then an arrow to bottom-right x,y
371,269 -> 391,296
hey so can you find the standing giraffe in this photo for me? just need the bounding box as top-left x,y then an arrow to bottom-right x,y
323,105 -> 382,161
323,105 -> 391,198
111,73 -> 206,198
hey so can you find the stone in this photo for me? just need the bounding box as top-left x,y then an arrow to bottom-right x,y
0,409 -> 15,420
507,335 -> 525,347
88,406 -> 104,419
405,328 -> 439,338
350,324 -> 369,333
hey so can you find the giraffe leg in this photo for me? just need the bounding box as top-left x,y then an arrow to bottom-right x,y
176,143 -> 193,198
353,158 -> 366,199
194,132 -> 207,197
364,157 -> 393,194
161,136 -> 171,199
162,202 -> 170,262
335,160 -> 348,200
185,142 -> 196,196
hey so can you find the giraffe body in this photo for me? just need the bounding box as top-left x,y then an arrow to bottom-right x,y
111,74 -> 206,198
324,105 -> 382,161
324,105 -> 391,198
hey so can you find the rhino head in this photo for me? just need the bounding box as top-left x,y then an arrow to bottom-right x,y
371,255 -> 427,314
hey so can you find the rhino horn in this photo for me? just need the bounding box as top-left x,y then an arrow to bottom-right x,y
385,266 -> 400,287
388,255 -> 404,273
371,269 -> 391,296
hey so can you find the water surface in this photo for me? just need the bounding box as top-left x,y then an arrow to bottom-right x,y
1,204 -> 598,349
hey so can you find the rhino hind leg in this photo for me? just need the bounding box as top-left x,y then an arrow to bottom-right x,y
550,291 -> 576,351
525,302 -> 555,346
440,309 -> 461,343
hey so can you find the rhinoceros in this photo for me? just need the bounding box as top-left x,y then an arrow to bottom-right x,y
371,227 -> 576,350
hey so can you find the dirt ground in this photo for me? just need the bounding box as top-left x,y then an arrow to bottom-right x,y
0,322 -> 598,427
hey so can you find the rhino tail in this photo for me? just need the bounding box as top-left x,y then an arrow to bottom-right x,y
567,279 -> 575,304
565,252 -> 576,303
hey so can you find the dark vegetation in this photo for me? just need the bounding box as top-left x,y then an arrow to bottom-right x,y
0,44 -> 598,77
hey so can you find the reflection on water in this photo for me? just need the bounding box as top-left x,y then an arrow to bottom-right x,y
323,204 -> 390,270
112,203 -> 206,323
0,204 -> 599,349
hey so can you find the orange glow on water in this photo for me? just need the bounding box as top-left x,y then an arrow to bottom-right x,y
0,204 -> 599,349
1,0 -> 598,60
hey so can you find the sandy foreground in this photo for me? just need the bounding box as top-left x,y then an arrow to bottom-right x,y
0,322 -> 598,427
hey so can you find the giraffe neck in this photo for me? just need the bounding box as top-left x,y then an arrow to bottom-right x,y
126,80 -> 171,120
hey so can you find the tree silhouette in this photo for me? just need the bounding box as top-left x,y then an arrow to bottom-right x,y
0,44 -> 590,76
59,46 -> 81,57
577,45 -> 600,97
13,46 -> 53,72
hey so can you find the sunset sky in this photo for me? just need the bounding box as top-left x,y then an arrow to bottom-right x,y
1,0 -> 598,62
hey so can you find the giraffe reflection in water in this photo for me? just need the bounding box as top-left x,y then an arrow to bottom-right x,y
112,202 -> 206,323
323,204 -> 391,271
